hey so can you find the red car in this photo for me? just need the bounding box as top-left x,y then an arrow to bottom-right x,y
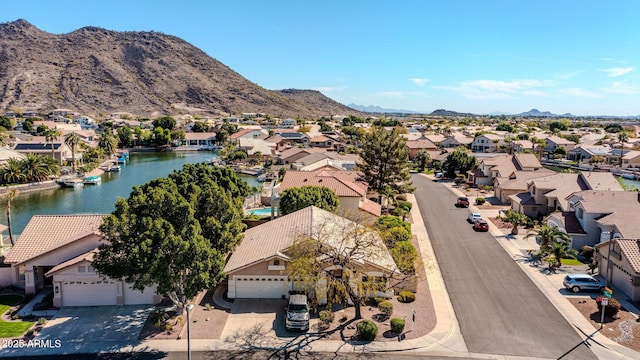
456,197 -> 470,208
473,219 -> 489,232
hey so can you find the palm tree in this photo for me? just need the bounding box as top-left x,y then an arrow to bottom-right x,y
415,150 -> 430,172
0,158 -> 25,184
20,153 -> 52,182
97,131 -> 118,157
501,209 -> 528,235
65,132 -> 81,174
525,223 -> 570,255
45,129 -> 62,162
547,240 -> 579,268
380,184 -> 396,213
618,131 -> 629,167
3,188 -> 18,246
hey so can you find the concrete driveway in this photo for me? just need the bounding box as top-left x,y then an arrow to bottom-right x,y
221,299 -> 304,347
3,305 -> 154,357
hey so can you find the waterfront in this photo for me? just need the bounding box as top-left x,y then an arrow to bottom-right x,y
2,152 -> 260,235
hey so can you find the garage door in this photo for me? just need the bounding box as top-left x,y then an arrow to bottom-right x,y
123,285 -> 156,305
234,276 -> 288,299
61,279 -> 117,306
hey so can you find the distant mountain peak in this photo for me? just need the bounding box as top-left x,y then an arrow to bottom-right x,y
348,103 -> 417,114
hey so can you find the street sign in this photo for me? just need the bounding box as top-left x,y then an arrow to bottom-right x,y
603,287 -> 613,298
601,298 -> 609,306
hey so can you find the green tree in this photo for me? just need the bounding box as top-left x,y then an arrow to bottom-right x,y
93,163 -> 249,312
500,209 -> 528,235
153,127 -> 172,147
414,150 -> 430,172
618,131 -> 629,166
44,129 -> 62,162
547,240 -> 579,268
191,121 -> 209,133
0,116 -> 14,131
97,131 -> 118,157
117,126 -> 134,148
64,132 -> 82,174
22,119 -> 33,132
279,186 -> 340,215
152,116 -> 176,131
358,127 -> 414,203
549,121 -> 568,132
496,122 -> 514,132
0,158 -> 25,184
525,224 -> 570,252
442,147 -> 477,179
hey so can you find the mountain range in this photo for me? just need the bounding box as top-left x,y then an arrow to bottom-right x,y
0,19 -> 360,118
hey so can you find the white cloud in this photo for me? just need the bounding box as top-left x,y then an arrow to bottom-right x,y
436,79 -> 552,100
600,67 -> 633,77
409,78 -> 430,87
557,88 -> 602,98
377,91 -> 405,98
555,71 -> 580,80
602,81 -> 640,94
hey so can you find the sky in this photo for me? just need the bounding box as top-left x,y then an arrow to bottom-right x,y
3,1 -> 640,116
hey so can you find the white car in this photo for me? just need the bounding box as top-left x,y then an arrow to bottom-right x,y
468,213 -> 482,223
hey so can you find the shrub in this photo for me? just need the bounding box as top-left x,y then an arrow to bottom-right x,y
377,215 -> 411,233
36,317 -> 46,326
25,329 -> 34,337
163,323 -> 173,332
390,241 -> 417,275
382,227 -> 410,247
378,300 -> 393,317
476,197 -> 486,205
11,314 -> 20,320
396,200 -> 412,211
395,194 -> 407,201
204,303 -> 213,311
357,320 -> 378,341
596,296 -> 621,317
372,296 -> 385,305
390,318 -> 405,333
398,291 -> 416,303
340,314 -> 348,323
319,310 -> 334,323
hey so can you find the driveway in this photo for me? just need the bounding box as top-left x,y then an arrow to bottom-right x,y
2,305 -> 154,357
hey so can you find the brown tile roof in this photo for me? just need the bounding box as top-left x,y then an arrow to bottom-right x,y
4,215 -> 105,265
310,135 -> 332,142
514,153 -> 542,169
224,206 -> 396,274
616,239 -> 640,274
359,198 -> 382,216
580,172 -> 624,191
406,139 -> 437,150
45,249 -> 96,277
494,169 -> 555,190
530,173 -> 584,210
280,171 -> 367,197
184,132 -> 217,140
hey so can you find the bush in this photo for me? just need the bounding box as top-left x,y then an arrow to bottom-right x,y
390,241 -> 417,275
372,296 -> 385,305
378,300 -> 393,317
398,291 -> 416,303
357,320 -> 378,341
476,197 -> 486,205
25,329 -> 34,337
390,318 -> 405,333
204,303 -> 213,311
377,215 -> 411,233
396,200 -> 412,211
319,310 -> 334,323
36,317 -> 46,326
395,194 -> 407,201
596,296 -> 621,317
382,227 -> 410,247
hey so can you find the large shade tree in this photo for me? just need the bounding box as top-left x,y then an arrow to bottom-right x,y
93,163 -> 251,312
358,126 -> 414,203
442,147 -> 477,179
279,186 -> 340,215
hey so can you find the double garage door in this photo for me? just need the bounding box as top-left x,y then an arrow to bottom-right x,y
234,276 -> 288,299
60,279 -> 155,306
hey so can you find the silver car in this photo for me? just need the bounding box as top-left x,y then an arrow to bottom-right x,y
563,274 -> 605,293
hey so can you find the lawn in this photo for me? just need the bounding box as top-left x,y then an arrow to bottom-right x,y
0,295 -> 34,338
560,258 -> 584,266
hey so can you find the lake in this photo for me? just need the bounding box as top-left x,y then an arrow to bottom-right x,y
3,151 -> 260,235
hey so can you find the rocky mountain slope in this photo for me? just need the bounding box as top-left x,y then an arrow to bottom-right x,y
0,19 -> 358,118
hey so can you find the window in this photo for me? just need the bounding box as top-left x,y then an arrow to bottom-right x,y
273,259 -> 280,266
87,266 -> 95,273
78,266 -> 86,273
577,208 -> 584,219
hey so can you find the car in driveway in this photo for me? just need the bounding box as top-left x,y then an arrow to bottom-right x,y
456,197 -> 470,208
563,274 -> 606,293
285,294 -> 309,331
467,212 -> 482,223
473,219 -> 489,232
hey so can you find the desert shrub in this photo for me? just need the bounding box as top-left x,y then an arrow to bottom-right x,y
204,303 -> 213,311
372,296 -> 385,305
390,317 -> 405,333
476,197 -> 486,205
390,241 -> 417,275
25,329 -> 34,337
395,194 -> 407,201
36,317 -> 46,326
398,290 -> 416,303
382,226 -> 410,247
357,320 -> 378,341
163,323 -> 173,332
378,300 -> 393,317
596,296 -> 621,317
396,200 -> 412,211
377,215 -> 410,233
11,314 -> 20,320
319,310 -> 334,323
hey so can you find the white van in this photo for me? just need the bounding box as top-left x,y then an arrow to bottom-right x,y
285,294 -> 309,331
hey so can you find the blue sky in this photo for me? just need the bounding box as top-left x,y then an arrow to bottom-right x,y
3,1 -> 640,116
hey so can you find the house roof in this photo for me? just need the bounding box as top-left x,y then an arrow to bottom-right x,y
280,170 -> 366,197
0,148 -> 25,162
4,215 -> 105,265
514,153 -> 542,169
423,134 -> 446,143
616,239 -> 640,274
45,249 -> 96,277
579,172 -> 624,191
531,174 -> 584,211
224,206 -> 396,274
229,128 -> 264,139
293,152 -> 330,166
546,135 -> 575,146
184,132 -> 217,140
14,143 -> 63,151
278,132 -> 308,139
310,135 -> 332,142
406,139 -> 437,150
494,169 -> 555,190
359,198 -> 382,217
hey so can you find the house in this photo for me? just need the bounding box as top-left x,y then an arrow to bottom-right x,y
229,128 -> 268,142
545,135 -> 576,153
0,147 -> 26,165
238,138 -> 277,158
223,206 -> 398,301
277,147 -> 330,165
406,139 -> 438,160
279,170 -> 381,219
440,134 -> 473,149
13,141 -> 72,163
181,132 -> 217,149
2,215 -> 161,307
468,153 -> 543,187
511,139 -> 533,153
493,169 -> 555,204
596,239 -> 640,301
471,134 -> 505,153
309,135 -> 334,148
278,119 -> 297,129
605,149 -> 640,168
275,132 -> 308,145
566,146 -> 611,163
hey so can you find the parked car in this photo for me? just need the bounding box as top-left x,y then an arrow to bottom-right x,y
467,213 -> 482,223
456,197 -> 470,208
473,219 -> 489,232
562,274 -> 606,293
285,294 -> 310,331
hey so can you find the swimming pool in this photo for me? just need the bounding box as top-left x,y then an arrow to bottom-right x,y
248,207 -> 277,216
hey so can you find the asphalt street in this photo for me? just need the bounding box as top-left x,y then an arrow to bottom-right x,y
411,174 -> 596,360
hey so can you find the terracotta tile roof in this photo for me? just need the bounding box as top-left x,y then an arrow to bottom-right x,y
310,135 -> 332,142
45,249 -> 96,277
616,239 -> 640,274
406,139 -> 437,150
280,171 -> 366,197
229,128 -> 264,139
184,132 -> 217,140
359,199 -> 382,217
224,206 -> 397,274
4,215 -> 105,265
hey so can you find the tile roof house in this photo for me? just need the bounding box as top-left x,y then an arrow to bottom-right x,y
13,141 -> 72,163
278,170 -> 381,219
223,206 -> 398,301
3,215 -> 160,307
471,134 -> 505,153
181,132 -> 217,149
469,153 -> 543,187
440,133 -> 474,149
596,239 -> 640,301
545,135 -> 576,153
405,139 -> 438,160
229,128 -> 268,142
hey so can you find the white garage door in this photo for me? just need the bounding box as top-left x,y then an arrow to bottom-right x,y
123,285 -> 156,305
61,279 -> 117,306
234,276 -> 288,299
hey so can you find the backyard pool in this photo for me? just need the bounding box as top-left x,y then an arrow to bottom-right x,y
248,207 -> 277,216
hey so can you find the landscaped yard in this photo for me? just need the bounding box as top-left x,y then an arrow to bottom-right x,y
0,295 -> 34,338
